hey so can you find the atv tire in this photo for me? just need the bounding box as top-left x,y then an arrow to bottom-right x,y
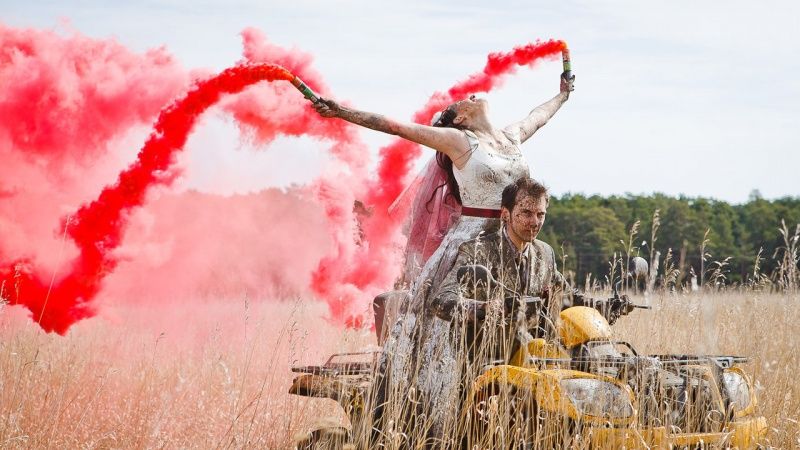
470,382 -> 579,449
471,383 -> 538,449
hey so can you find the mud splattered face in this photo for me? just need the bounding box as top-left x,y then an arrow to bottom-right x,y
450,94 -> 489,127
503,193 -> 547,245
432,95 -> 489,129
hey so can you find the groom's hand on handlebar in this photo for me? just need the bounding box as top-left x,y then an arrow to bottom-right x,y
605,294 -> 636,324
617,294 -> 636,315
460,299 -> 486,322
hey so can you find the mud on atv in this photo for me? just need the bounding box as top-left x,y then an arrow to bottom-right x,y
290,266 -> 767,449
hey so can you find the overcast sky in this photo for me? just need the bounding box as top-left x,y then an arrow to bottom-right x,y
4,0 -> 799,203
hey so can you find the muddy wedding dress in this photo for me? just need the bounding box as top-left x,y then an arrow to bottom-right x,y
375,127 -> 529,444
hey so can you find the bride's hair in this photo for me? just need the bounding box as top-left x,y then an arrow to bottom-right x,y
430,105 -> 464,206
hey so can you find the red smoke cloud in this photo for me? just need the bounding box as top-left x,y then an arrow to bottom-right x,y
0,22 -> 564,333
1,24 -> 188,333
1,60 -> 300,333
0,24 -> 188,276
102,188 -> 331,303
0,24 -> 188,163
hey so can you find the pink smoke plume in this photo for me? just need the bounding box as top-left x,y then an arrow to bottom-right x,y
0,25 -> 372,333
1,59 -> 307,333
0,24 -> 189,269
102,188 -> 332,303
0,22 -> 565,333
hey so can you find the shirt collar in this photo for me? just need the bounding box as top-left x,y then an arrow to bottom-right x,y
502,225 -> 531,258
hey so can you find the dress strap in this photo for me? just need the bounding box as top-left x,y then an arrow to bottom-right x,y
462,129 -> 480,150
452,129 -> 480,169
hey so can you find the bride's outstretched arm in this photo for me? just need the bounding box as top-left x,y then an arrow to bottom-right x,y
507,73 -> 574,144
314,98 -> 471,162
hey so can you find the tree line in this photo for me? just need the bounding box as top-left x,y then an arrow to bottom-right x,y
537,191 -> 800,288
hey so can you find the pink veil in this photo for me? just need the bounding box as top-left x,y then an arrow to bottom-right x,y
389,156 -> 462,284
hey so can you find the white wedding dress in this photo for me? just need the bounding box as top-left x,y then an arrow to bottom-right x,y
376,127 -> 529,443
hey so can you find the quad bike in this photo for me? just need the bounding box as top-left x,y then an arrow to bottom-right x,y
290,265 -> 767,449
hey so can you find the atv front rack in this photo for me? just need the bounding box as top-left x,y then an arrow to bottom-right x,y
291,351 -> 379,376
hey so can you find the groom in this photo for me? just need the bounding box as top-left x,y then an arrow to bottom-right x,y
432,177 -> 631,362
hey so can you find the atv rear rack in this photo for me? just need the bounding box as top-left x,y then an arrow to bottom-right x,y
518,354 -> 749,369
648,354 -> 749,368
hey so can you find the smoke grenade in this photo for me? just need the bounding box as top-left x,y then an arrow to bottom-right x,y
562,45 -> 572,80
291,76 -> 320,103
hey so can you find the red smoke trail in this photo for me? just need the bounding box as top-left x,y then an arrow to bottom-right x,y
1,27 -> 370,333
0,64 -> 300,334
1,26 -> 565,332
371,39 -> 568,210
310,40 -> 567,323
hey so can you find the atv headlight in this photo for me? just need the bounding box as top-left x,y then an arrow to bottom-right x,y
722,370 -> 751,411
560,378 -> 633,418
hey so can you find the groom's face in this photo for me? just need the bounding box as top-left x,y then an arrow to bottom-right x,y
504,193 -> 548,243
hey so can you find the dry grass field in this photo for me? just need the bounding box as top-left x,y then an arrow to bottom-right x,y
1,290 -> 798,449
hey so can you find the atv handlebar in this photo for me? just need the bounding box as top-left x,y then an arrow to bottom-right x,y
608,287 -> 650,314
456,264 -> 649,325
589,291 -> 650,324
458,263 -> 543,302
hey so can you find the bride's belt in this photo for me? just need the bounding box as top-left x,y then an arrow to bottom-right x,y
461,206 -> 501,219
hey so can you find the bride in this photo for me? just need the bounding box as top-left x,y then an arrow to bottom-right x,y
314,70 -> 574,445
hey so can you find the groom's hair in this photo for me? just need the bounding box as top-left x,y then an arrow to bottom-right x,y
501,177 -> 549,211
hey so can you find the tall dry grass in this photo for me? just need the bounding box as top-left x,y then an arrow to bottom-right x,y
1,215 -> 799,448
0,298 -> 373,448
1,290 -> 798,448
614,290 -> 800,448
